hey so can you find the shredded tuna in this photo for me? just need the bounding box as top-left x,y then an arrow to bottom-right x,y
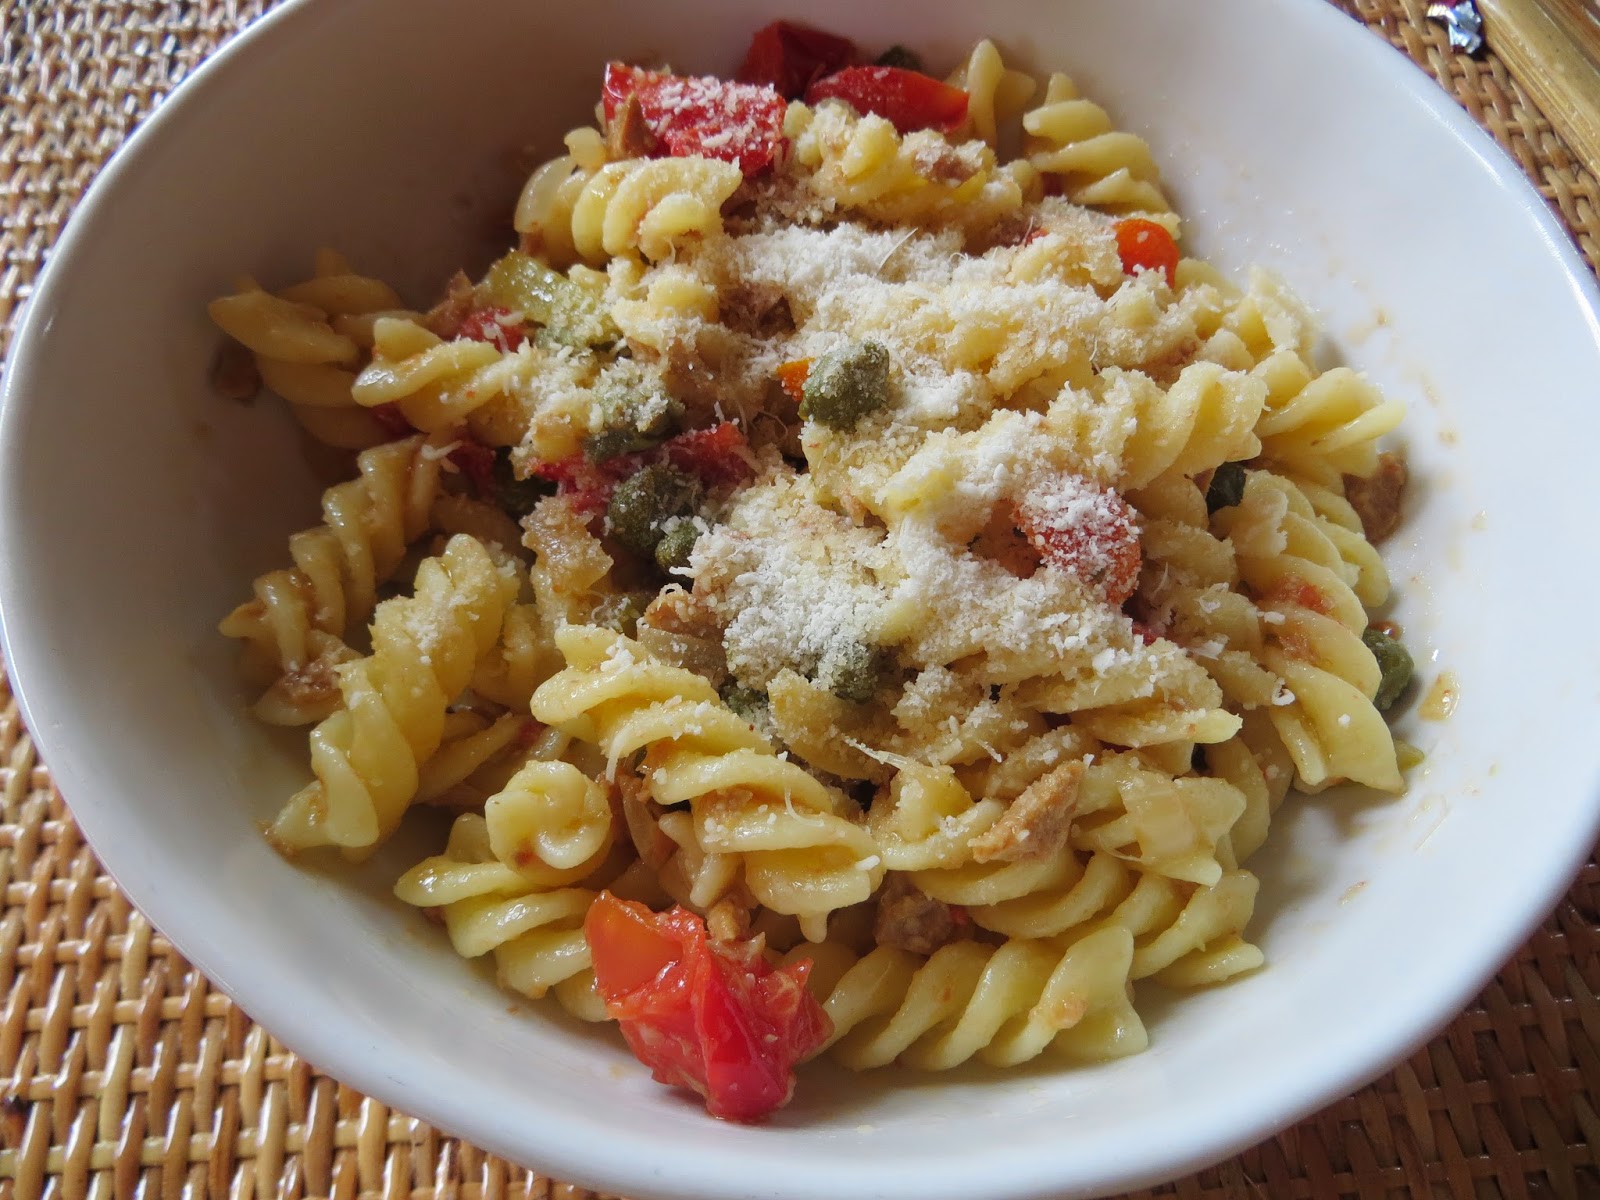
1344,452 -> 1407,542
873,873 -> 967,955
969,760 -> 1083,863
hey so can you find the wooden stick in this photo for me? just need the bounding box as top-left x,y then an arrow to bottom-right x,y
1479,0 -> 1600,177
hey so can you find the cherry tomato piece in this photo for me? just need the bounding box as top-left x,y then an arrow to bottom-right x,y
1017,477 -> 1143,605
535,422 -> 751,519
532,452 -> 638,517
585,893 -> 832,1122
602,63 -> 787,175
1113,218 -> 1180,288
738,20 -> 857,98
455,305 -> 527,352
804,65 -> 968,134
447,441 -> 498,500
664,422 -> 754,488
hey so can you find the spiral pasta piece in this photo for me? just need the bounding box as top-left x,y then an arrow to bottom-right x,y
867,759 -> 1006,873
1048,362 -> 1267,491
414,710 -> 533,808
1205,712 -> 1294,866
1251,351 -> 1405,482
513,127 -> 610,268
394,767 -> 646,1022
268,535 -> 520,856
1217,472 -> 1401,791
955,847 -> 1262,988
946,39 -> 1037,150
1128,471 -> 1280,710
1068,752 -> 1247,885
346,316 -> 537,436
208,250 -> 414,449
1022,74 -> 1175,229
789,101 -> 1031,230
531,625 -> 886,939
568,156 -> 743,265
790,924 -> 1144,1070
219,432 -> 453,724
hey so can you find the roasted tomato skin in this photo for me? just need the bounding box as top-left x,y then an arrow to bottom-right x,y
585,893 -> 831,1122
455,305 -> 527,352
664,422 -> 754,488
535,420 -> 755,518
446,441 -> 498,499
804,66 -> 969,134
1016,478 -> 1143,606
601,63 -> 788,175
738,20 -> 856,98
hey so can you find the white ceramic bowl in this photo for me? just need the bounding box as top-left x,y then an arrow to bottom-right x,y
4,1 -> 1599,1197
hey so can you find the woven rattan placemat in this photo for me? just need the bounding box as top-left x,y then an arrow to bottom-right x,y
1,2 -> 1597,1196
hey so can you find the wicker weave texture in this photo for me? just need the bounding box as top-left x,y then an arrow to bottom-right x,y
0,2 -> 1597,1197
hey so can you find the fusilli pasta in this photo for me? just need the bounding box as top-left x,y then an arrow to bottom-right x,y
220,432 -> 453,724
209,250 -> 415,450
218,23 -> 1416,1118
531,625 -> 886,940
1023,74 -> 1175,229
268,535 -> 520,856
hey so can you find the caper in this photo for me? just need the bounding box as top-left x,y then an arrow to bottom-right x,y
875,45 -> 925,72
800,340 -> 891,430
654,520 -> 700,574
1361,626 -> 1414,712
481,251 -> 617,348
720,682 -> 770,723
491,449 -> 553,516
1205,462 -> 1247,513
816,639 -> 887,704
605,464 -> 702,557
583,371 -> 683,463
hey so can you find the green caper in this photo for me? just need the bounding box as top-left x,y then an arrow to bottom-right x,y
583,370 -> 683,463
491,449 -> 553,516
816,639 -> 887,704
720,682 -> 770,723
481,251 -> 617,348
1362,626 -> 1414,712
875,45 -> 925,71
605,464 -> 702,557
592,591 -> 652,637
1205,462 -> 1247,513
654,520 -> 700,574
800,340 -> 892,430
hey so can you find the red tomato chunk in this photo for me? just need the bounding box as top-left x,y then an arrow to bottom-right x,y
804,65 -> 968,134
602,63 -> 787,175
585,893 -> 832,1122
664,421 -> 755,488
531,452 -> 635,518
447,441 -> 498,499
1017,478 -> 1143,606
455,305 -> 527,352
1113,218 -> 1179,288
534,422 -> 753,517
738,20 -> 856,99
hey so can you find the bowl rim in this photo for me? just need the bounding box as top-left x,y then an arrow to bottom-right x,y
4,1 -> 1600,1197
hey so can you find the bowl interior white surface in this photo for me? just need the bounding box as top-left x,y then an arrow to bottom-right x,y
4,1 -> 1600,1197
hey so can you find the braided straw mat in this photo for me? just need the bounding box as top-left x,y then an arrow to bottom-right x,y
2,1 -> 1598,1197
